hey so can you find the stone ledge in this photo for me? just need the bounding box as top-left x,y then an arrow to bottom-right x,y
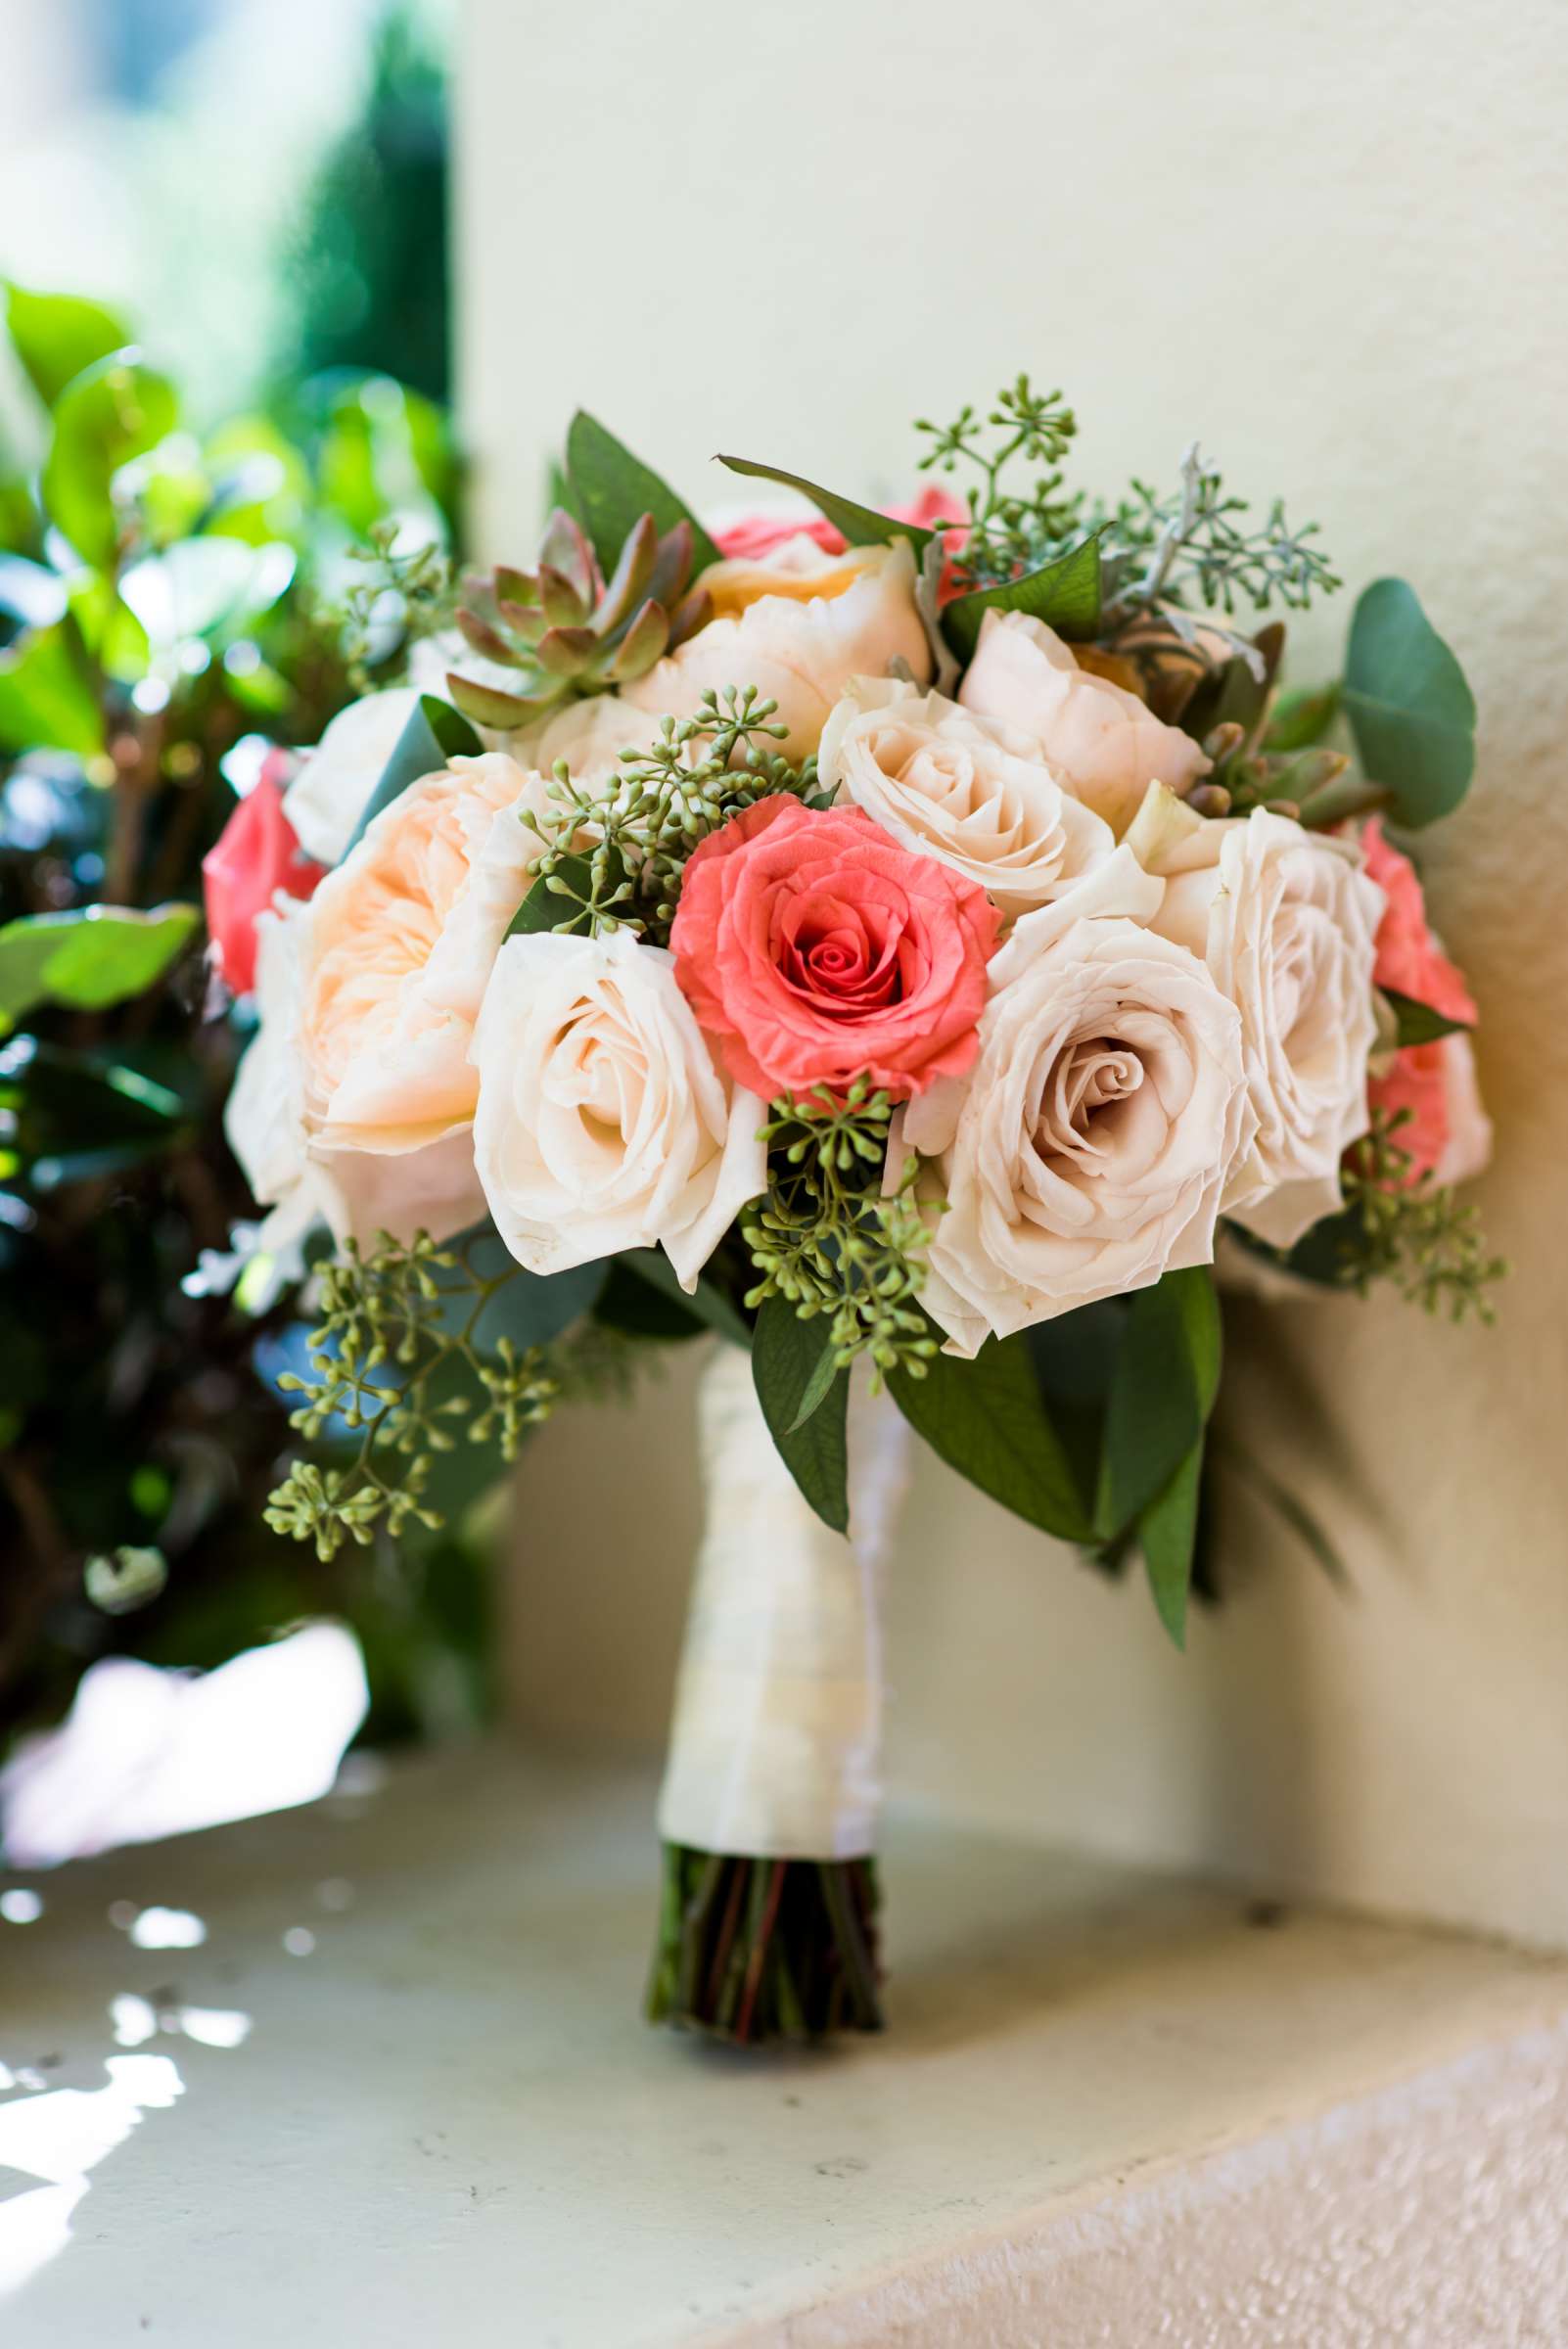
2,1745 -> 1564,2346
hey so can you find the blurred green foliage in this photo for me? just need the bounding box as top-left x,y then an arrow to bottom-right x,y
0,270 -> 496,1761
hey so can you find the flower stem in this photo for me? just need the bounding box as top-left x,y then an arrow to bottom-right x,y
645,1843 -> 885,2047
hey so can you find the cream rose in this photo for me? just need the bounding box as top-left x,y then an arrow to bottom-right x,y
471,926 -> 766,1286
281,687 -> 421,867
227,752 -> 542,1247
901,851 -> 1253,1352
621,534 -> 931,761
817,677 -> 1114,919
958,609 -> 1210,836
1145,806 -> 1384,1248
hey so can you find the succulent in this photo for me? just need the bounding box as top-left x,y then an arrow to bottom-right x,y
446,508 -> 710,732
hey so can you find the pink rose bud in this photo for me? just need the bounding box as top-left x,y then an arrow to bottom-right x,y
203,756 -> 326,995
715,485 -> 969,595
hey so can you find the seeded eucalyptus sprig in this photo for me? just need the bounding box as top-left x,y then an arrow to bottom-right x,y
264,1228 -> 599,1561
520,686 -> 818,945
916,373 -> 1084,593
743,1079 -> 939,1380
1336,1110 -> 1507,1323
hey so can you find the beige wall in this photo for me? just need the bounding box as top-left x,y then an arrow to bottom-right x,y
459,0 -> 1568,1943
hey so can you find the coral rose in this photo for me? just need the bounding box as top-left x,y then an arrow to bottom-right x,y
669,795 -> 998,1102
1360,816 -> 1477,1026
1369,1033 -> 1493,1189
203,756 -> 324,994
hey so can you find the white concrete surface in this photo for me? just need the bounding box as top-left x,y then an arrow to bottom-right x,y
1,1747 -> 1566,2345
463,0 -> 1568,1948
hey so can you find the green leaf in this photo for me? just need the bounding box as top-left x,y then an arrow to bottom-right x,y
1266,681 -> 1341,753
41,351 -> 178,570
619,1248 -> 753,1350
343,693 -> 482,853
566,411 -> 720,581
1383,988 -> 1471,1047
888,1329 -> 1093,1544
5,283 -> 130,409
1342,578 -> 1475,828
942,532 -> 1104,662
1097,1267 -> 1222,1541
752,1295 -> 849,1533
0,902 -> 198,1032
592,1258 -> 707,1341
1139,1440 -> 1204,1649
0,620 -> 103,757
716,455 -> 934,558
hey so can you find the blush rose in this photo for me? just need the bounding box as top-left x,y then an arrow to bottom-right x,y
669,795 -> 998,1102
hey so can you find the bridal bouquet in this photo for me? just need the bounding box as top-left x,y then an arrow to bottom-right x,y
210,382 -> 1499,2044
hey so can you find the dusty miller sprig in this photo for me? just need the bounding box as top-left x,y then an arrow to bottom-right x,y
264,1229 -> 571,1560
743,1080 -> 940,1380
520,687 -> 818,944
1098,443 -> 1339,629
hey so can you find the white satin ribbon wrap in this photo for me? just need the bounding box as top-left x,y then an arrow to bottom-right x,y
657,1344 -> 912,1861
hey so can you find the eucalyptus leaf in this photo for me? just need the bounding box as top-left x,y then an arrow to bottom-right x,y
716,455 -> 934,557
566,412 -> 720,581
1139,1441 -> 1204,1649
343,693 -> 482,853
0,902 -> 198,1031
942,532 -> 1103,662
427,1222 -> 605,1355
1383,988 -> 1471,1047
1097,1267 -> 1221,1541
42,351 -> 178,571
5,283 -> 130,409
752,1294 -> 850,1534
1342,578 -> 1475,829
889,1328 -> 1093,1545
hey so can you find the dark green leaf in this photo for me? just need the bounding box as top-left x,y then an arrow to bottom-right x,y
5,283 -> 130,409
1097,1267 -> 1222,1540
620,1247 -> 753,1349
506,850 -> 618,940
1383,988 -> 1471,1047
593,1257 -> 707,1341
343,693 -> 482,853
0,902 -> 198,1031
888,1329 -> 1093,1544
1342,578 -> 1475,828
1266,681 -> 1341,753
566,411 -> 720,581
0,620 -> 103,757
41,352 -> 178,570
942,533 -> 1103,663
716,455 -> 933,558
1139,1440 -> 1204,1649
752,1294 -> 849,1533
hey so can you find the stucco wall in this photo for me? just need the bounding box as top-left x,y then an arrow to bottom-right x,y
458,0 -> 1568,1943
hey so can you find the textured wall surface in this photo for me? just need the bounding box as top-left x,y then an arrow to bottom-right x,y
462,1 -> 1568,1942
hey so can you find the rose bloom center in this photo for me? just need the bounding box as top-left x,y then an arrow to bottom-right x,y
779,891 -> 903,1018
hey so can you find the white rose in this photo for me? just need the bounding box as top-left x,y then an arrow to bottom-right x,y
958,609 -> 1210,836
471,926 -> 766,1287
227,753 -> 542,1248
281,688 -> 421,866
1146,806 -> 1384,1248
901,851 -> 1253,1352
818,677 -> 1115,919
622,534 -> 932,761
